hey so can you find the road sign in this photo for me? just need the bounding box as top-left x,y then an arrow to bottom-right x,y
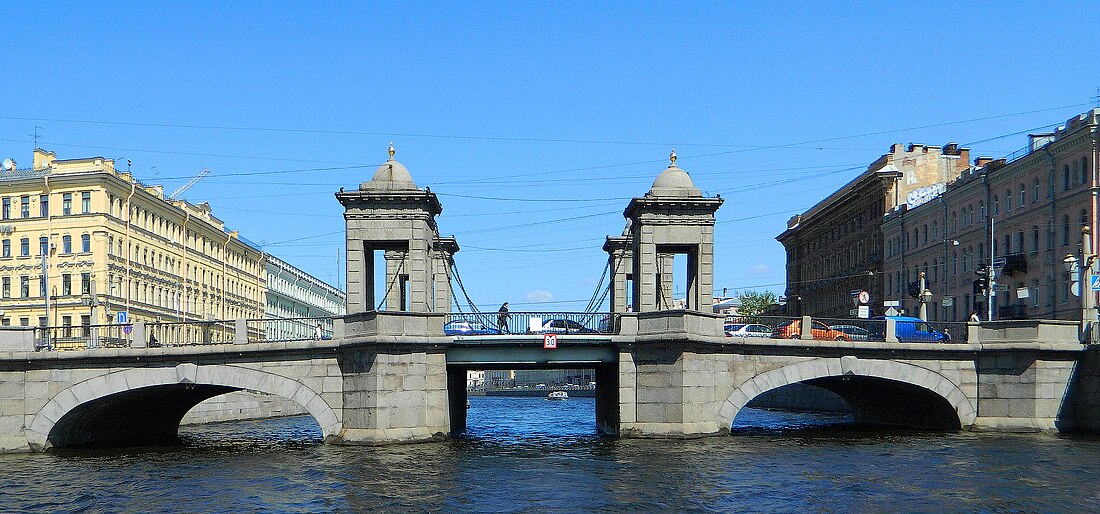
123,325 -> 132,335
993,257 -> 1007,267
116,311 -> 128,324
884,300 -> 900,307
543,334 -> 558,349
884,307 -> 899,316
858,291 -> 870,305
994,284 -> 1009,292
1091,275 -> 1100,291
857,305 -> 870,318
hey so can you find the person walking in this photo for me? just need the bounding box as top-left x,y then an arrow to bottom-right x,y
497,302 -> 510,333
314,323 -> 323,340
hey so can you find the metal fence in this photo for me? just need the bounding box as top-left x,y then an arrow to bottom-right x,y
723,314 -> 969,343
445,312 -> 618,335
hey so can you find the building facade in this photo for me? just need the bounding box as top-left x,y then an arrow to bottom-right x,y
264,254 -> 346,340
777,143 -> 971,318
882,109 -> 1099,322
0,149 -> 265,344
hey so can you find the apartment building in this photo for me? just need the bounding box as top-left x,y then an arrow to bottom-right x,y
0,149 -> 265,343
265,253 -> 346,340
882,109 -> 1099,321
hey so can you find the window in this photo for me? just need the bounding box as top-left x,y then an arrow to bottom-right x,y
978,200 -> 985,218
62,316 -> 71,337
1032,279 -> 1040,307
62,235 -> 71,254
19,238 -> 28,256
38,237 -> 47,255
1,277 -> 8,298
20,276 -> 29,298
39,275 -> 45,297
108,235 -> 113,256
39,194 -> 48,217
20,196 -> 29,218
81,234 -> 90,253
1032,226 -> 1040,253
952,212 -> 957,232
1084,157 -> 1091,183
1019,184 -> 1026,206
81,273 -> 90,294
1,197 -> 8,219
992,196 -> 998,216
1,239 -> 7,258
1073,162 -> 1080,187
62,274 -> 71,296
1082,209 -> 1090,228
81,192 -> 91,214
62,193 -> 72,215
1034,178 -> 1040,202
1016,231 -> 1023,254
1064,165 -> 1071,190
1005,190 -> 1012,211
1064,215 -> 1071,246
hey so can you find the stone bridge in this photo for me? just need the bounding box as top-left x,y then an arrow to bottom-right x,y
2,312 -> 1100,453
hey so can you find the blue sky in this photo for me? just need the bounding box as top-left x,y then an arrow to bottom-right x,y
2,2 -> 1098,311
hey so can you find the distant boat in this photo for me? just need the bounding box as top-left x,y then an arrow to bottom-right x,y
547,391 -> 569,400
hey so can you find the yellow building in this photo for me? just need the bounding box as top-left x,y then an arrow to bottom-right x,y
0,149 -> 265,344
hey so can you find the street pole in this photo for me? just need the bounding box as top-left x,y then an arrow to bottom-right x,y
41,251 -> 49,349
918,271 -> 929,321
988,215 -> 996,322
1082,226 -> 1095,343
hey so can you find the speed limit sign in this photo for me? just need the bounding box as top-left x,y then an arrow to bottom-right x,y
543,334 -> 558,349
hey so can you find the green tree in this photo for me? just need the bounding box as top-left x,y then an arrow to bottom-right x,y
737,290 -> 778,317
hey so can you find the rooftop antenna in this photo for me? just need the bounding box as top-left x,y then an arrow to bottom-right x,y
1094,87 -> 1100,108
30,126 -> 43,149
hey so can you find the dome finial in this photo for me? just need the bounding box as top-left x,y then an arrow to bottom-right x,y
388,142 -> 395,160
670,148 -> 677,165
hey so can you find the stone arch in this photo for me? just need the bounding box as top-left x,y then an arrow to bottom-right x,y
26,363 -> 340,450
716,357 -> 976,430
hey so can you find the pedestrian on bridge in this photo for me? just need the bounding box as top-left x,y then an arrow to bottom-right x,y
498,302 -> 510,333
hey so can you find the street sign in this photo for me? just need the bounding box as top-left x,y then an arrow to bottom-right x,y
884,300 -> 900,307
858,291 -> 870,304
123,325 -> 132,335
543,334 -> 558,349
857,305 -> 870,318
116,311 -> 128,324
994,284 -> 1010,292
885,307 -> 899,316
993,257 -> 1007,267
1091,275 -> 1100,291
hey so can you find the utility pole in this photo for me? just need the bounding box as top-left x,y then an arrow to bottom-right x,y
988,216 -> 996,322
41,250 -> 49,349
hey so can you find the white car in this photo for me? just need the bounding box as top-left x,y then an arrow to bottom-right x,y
724,323 -> 772,338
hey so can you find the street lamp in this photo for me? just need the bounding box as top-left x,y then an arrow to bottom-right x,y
917,271 -> 933,321
1063,226 -> 1098,343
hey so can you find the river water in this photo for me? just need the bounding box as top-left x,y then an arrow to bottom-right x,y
4,396 -> 1100,512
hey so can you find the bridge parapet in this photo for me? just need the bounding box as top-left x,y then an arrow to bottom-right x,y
620,310 -> 724,339
969,319 -> 1081,346
337,310 -> 447,338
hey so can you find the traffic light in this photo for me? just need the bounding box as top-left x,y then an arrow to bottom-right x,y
973,276 -> 989,294
975,264 -> 987,277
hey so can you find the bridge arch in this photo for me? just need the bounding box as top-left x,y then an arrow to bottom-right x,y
717,357 -> 976,431
26,363 -> 340,450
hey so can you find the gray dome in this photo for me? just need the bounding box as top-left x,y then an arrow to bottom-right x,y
648,150 -> 701,197
360,144 -> 418,190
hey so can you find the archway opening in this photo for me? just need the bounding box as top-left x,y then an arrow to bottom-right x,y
731,376 -> 962,433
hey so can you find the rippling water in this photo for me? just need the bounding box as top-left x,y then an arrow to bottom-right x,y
4,396 -> 1100,512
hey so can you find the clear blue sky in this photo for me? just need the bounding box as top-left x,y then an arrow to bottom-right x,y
2,2 -> 1098,311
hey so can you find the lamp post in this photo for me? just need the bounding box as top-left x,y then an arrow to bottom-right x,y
1063,226 -> 1097,343
917,271 -> 933,321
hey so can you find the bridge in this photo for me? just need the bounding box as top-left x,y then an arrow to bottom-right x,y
2,149 -> 1100,452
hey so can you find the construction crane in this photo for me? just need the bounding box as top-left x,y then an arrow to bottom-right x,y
168,168 -> 211,200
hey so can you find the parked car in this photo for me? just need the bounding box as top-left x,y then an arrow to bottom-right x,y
770,319 -> 851,341
830,324 -> 872,342
868,316 -> 947,342
537,319 -> 595,334
724,323 -> 772,338
444,320 -> 500,335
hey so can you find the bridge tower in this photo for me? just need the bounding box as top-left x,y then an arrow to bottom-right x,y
620,150 -> 723,312
336,144 -> 454,314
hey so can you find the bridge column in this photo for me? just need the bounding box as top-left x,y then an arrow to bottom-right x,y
603,235 -> 632,313
432,238 -> 459,312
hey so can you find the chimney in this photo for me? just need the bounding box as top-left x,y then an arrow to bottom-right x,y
975,156 -> 993,167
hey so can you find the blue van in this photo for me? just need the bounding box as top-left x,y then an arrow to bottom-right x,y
870,316 -> 947,343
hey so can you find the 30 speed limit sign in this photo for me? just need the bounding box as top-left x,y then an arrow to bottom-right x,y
543,334 -> 558,349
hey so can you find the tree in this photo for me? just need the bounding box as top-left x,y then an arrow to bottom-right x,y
737,290 -> 777,317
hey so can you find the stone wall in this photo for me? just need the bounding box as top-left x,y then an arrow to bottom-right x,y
181,391 -> 308,425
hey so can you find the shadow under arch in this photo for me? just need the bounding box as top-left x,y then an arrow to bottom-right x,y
27,364 -> 340,450
718,357 -> 976,431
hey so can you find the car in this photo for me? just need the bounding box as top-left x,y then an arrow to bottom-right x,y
537,319 -> 595,334
830,324 -> 872,342
770,319 -> 851,341
444,320 -> 501,335
868,316 -> 947,343
724,323 -> 772,338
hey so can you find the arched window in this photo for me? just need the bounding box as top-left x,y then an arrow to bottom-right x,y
952,211 -> 957,232
1063,215 -> 1071,246
1064,165 -> 1071,190
1084,157 -> 1091,184
932,220 -> 938,239
1081,209 -> 1089,228
952,251 -> 958,275
1016,230 -> 1024,254
992,195 -> 999,216
1073,160 -> 1081,186
922,224 -> 928,244
1032,226 -> 1040,253
1005,189 -> 1013,211
1033,178 -> 1040,202
979,200 -> 985,218
1019,184 -> 1026,206
932,258 -> 938,282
